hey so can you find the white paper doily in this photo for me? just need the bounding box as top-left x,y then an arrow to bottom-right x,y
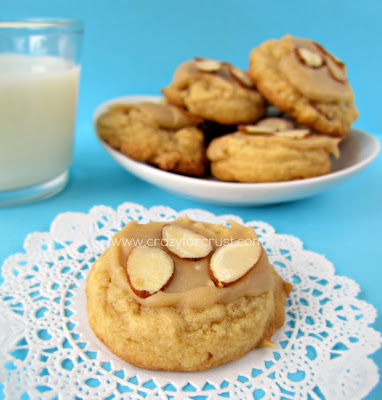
0,202 -> 380,400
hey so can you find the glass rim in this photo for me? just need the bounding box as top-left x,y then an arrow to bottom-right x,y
0,18 -> 83,33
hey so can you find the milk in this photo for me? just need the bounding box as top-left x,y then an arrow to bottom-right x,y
0,54 -> 80,191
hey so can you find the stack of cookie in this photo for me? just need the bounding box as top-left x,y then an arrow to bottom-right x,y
97,34 -> 359,183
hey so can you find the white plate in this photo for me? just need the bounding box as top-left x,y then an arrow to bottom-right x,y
93,95 -> 380,206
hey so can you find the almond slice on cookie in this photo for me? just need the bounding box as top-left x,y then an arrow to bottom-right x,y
311,41 -> 348,83
313,41 -> 346,67
295,47 -> 324,68
228,65 -> 254,87
238,125 -> 275,135
326,57 -> 347,83
126,246 -> 174,298
209,240 -> 262,288
194,57 -> 223,72
161,224 -> 213,260
256,117 -> 294,132
274,128 -> 310,139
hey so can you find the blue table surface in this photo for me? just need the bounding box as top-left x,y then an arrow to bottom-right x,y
1,0 -> 381,399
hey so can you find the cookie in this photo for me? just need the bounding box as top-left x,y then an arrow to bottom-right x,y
206,117 -> 341,183
248,35 -> 359,137
86,217 -> 292,371
162,57 -> 266,125
97,102 -> 207,176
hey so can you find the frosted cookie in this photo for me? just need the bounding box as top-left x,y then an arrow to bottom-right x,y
162,57 -> 266,125
248,35 -> 359,137
86,217 -> 292,371
206,117 -> 340,183
97,102 -> 207,176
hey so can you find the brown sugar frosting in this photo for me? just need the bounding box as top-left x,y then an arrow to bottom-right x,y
107,217 -> 274,309
248,34 -> 359,137
86,216 -> 292,371
168,59 -> 242,89
278,36 -> 354,103
161,59 -> 266,125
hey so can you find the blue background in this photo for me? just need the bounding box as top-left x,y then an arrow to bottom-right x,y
0,0 -> 381,399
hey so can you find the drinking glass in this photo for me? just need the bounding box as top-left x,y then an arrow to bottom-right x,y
0,19 -> 83,206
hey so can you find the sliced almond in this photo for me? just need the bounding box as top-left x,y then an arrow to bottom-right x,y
326,57 -> 347,83
313,41 -> 345,67
238,125 -> 275,135
229,65 -> 254,87
126,246 -> 174,298
295,47 -> 324,68
311,41 -> 347,82
274,129 -> 310,139
256,117 -> 294,132
194,57 -> 222,72
209,240 -> 262,288
161,224 -> 213,260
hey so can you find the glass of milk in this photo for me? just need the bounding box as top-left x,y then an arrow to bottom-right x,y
0,19 -> 83,206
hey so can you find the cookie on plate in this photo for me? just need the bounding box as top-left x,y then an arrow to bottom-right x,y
206,117 -> 341,183
248,35 -> 359,137
86,217 -> 292,371
162,57 -> 266,125
97,102 -> 207,176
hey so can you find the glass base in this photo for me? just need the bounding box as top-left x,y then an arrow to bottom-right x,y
0,170 -> 68,207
